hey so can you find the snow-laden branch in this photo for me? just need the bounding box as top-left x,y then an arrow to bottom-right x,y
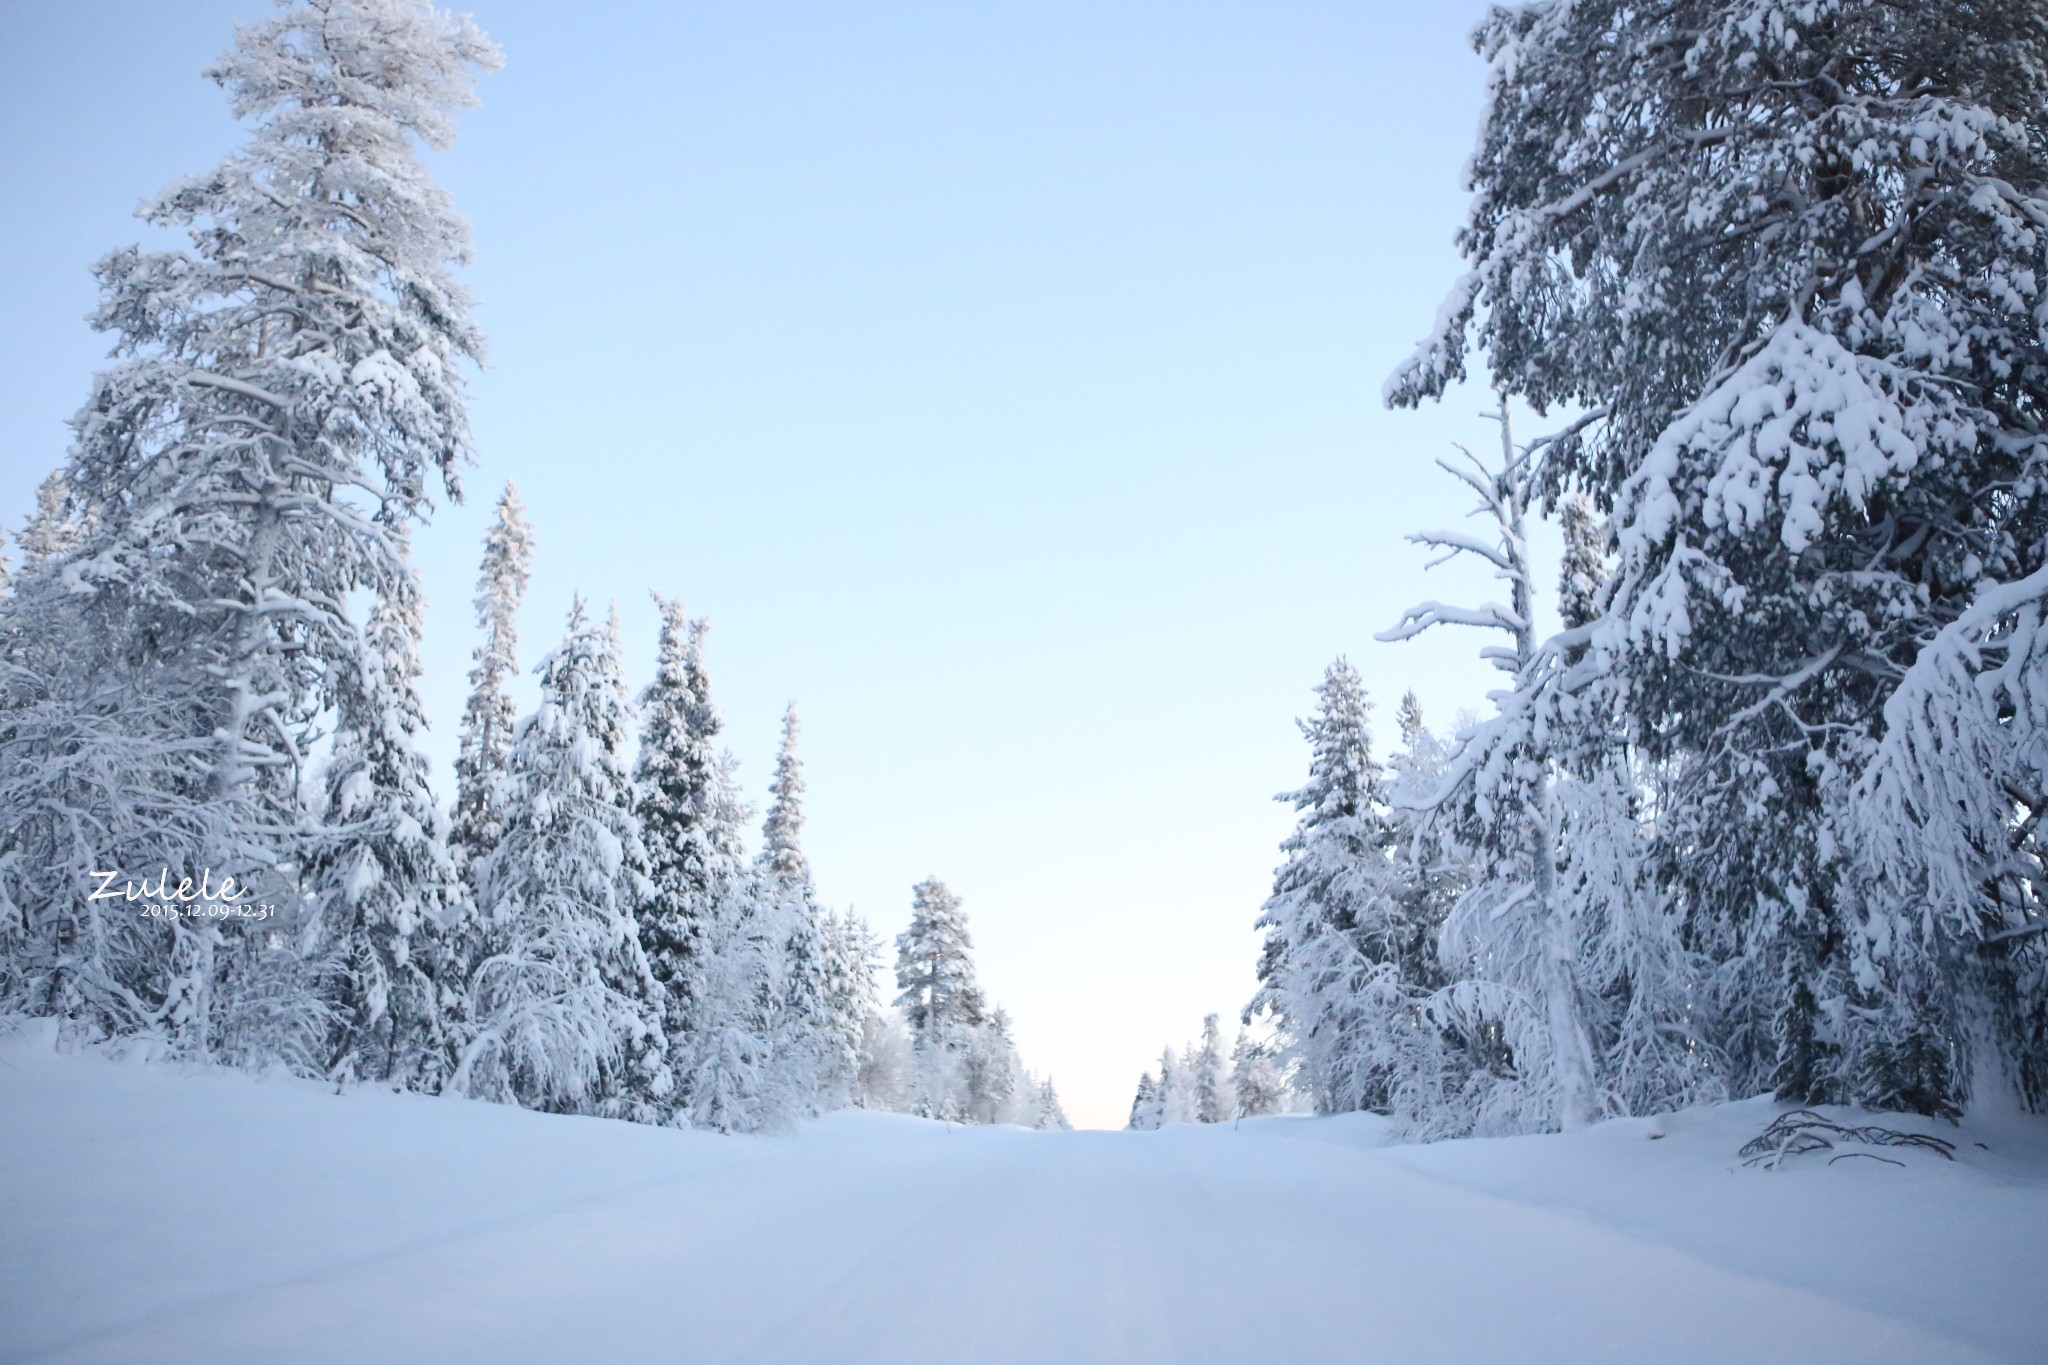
179,369 -> 291,410
1523,407 -> 1610,454
1856,562 -> 2048,941
1409,527 -> 1514,573
1711,644 -> 1847,735
1377,600 -> 1526,643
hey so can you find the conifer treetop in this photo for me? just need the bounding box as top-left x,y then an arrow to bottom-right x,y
757,703 -> 811,895
452,480 -> 534,863
893,878 -> 986,1037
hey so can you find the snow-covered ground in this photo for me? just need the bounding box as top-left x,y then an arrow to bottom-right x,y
3,1024 -> 2042,1365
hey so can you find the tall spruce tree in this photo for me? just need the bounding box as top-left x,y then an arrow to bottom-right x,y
757,704 -> 811,893
815,909 -> 881,1109
1156,1045 -> 1196,1125
753,704 -> 834,1118
0,0 -> 497,1060
635,598 -> 732,1046
631,598 -> 709,1108
894,877 -> 989,1120
1192,1013 -> 1230,1123
1250,659 -> 1420,1115
894,878 -> 987,1035
457,600 -> 666,1115
1390,0 -> 2048,1117
451,481 -> 534,873
303,534 -> 459,1087
634,597 -> 777,1128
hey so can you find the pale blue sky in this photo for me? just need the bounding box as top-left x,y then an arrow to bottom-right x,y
1,0 -> 1541,1128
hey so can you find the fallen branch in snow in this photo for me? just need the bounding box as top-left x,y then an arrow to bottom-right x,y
1738,1110 -> 1956,1169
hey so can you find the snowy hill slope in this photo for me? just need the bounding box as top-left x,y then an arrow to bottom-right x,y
2,1025 -> 2042,1365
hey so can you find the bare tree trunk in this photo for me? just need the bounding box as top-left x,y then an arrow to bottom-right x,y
1495,402 -> 1599,1129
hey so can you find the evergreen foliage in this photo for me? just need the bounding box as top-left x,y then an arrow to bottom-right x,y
302,536 -> 460,1088
1129,1016 -> 1296,1126
1033,1077 -> 1072,1130
458,601 -> 666,1115
1230,1033 -> 1287,1118
1128,1071 -> 1162,1131
631,596 -> 733,1120
757,705 -> 834,1116
0,0 -> 497,1066
1192,1014 -> 1229,1124
889,879 -> 1050,1124
816,909 -> 882,1109
1556,496 -> 1606,636
1251,659 -> 1426,1115
757,704 -> 811,894
451,482 -> 534,873
895,879 -> 987,1040
0,0 -> 1061,1144
1319,0 -> 2048,1133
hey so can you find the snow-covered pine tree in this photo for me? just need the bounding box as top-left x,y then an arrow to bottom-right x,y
451,481 -> 534,873
1396,692 -> 1426,750
1385,693 -> 1469,995
456,600 -> 666,1116
1550,490 -> 1723,1123
963,1007 -> 1023,1125
1230,1031 -> 1287,1118
816,909 -> 882,1110
894,878 -> 987,1037
856,1007 -> 914,1111
1128,1071 -> 1162,1131
894,877 -> 989,1120
858,942 -> 1041,1123
1249,659 -> 1419,1115
1192,1013 -> 1230,1123
1556,497 -> 1605,639
633,597 -> 725,1114
1033,1077 -> 1072,1131
1379,423 -> 1605,1132
1156,1045 -> 1197,1125
0,0 -> 497,1061
756,703 -> 831,1115
677,869 -> 798,1132
631,599 -> 784,1130
302,532 -> 459,1087
757,703 -> 810,893
1374,432 -> 1720,1139
1389,0 -> 2048,1117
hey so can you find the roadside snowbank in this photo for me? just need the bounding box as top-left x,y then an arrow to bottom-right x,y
2,1024 -> 2040,1364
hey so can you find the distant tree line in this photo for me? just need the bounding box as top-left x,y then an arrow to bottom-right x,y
1126,1012 -> 1287,1129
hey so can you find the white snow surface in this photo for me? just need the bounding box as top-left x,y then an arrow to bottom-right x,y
2,1023 -> 2043,1364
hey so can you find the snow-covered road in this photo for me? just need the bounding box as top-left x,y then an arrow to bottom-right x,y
4,1030 -> 2042,1364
